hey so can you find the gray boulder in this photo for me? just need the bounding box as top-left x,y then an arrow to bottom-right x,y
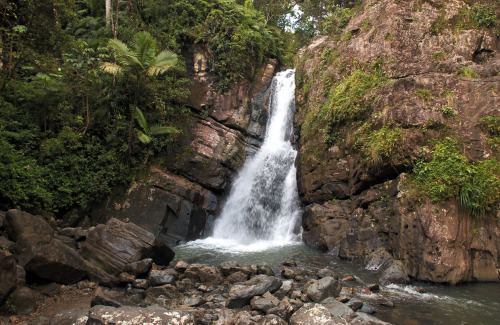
289,303 -> 348,325
306,276 -> 341,302
226,275 -> 282,309
50,309 -> 89,325
11,286 -> 37,315
321,297 -> 357,321
87,305 -> 195,324
351,312 -> 392,325
149,270 -> 175,286
379,260 -> 410,285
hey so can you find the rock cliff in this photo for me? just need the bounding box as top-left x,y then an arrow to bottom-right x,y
296,0 -> 500,284
89,49 -> 278,245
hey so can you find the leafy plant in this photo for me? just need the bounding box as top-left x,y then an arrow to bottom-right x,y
476,116 -> 500,135
363,126 -> 405,165
413,138 -> 500,217
440,105 -> 456,118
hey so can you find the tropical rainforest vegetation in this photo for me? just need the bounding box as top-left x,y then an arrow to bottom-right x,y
0,0 -> 358,215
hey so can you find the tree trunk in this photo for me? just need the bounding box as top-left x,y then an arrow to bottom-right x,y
105,0 -> 112,27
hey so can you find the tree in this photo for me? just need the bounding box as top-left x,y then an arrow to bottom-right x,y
101,31 -> 178,155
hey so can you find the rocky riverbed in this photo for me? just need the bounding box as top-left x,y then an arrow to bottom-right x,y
1,209 -> 398,324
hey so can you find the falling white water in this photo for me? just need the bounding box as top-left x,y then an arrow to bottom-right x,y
185,69 -> 301,252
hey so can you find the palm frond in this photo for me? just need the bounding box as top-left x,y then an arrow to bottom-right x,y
148,50 -> 178,76
135,107 -> 149,132
101,62 -> 122,75
135,32 -> 157,67
107,38 -> 143,70
135,128 -> 152,144
149,125 -> 179,136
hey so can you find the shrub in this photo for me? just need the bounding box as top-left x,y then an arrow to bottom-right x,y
414,89 -> 434,102
477,116 -> 500,135
458,66 -> 480,79
413,138 -> 500,217
363,126 -> 405,164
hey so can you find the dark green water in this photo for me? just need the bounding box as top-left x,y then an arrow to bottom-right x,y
174,242 -> 500,325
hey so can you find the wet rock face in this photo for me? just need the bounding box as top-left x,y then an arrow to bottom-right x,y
296,0 -> 500,284
302,175 -> 500,284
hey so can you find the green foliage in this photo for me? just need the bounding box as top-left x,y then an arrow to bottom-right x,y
384,32 -> 392,41
440,105 -> 456,118
363,125 -> 405,165
458,66 -> 480,79
451,3 -> 499,35
414,89 -> 434,102
1,245 -> 9,252
322,6 -> 353,36
476,116 -> 500,135
320,58 -> 387,146
413,138 -> 500,217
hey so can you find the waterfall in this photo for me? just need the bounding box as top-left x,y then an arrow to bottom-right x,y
195,69 -> 300,252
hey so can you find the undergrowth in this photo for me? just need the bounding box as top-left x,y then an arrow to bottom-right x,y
412,137 -> 500,217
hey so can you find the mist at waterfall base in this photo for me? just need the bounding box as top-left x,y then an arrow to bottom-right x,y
173,70 -> 500,325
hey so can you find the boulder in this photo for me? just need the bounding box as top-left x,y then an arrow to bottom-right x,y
149,270 -> 176,286
226,275 -> 282,309
87,305 -> 195,324
126,258 -> 153,276
274,280 -> 294,299
50,309 -> 89,325
379,260 -> 410,285
5,210 -> 86,284
306,277 -> 341,302
289,303 -> 348,325
0,249 -> 17,305
11,286 -> 37,315
183,264 -> 224,285
321,297 -> 357,321
80,218 -> 175,281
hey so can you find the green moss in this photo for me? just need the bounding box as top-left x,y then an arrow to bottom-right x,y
440,105 -> 456,118
430,10 -> 448,35
458,66 -> 480,79
384,32 -> 392,41
414,89 -> 434,102
412,138 -> 500,217
341,30 -> 353,42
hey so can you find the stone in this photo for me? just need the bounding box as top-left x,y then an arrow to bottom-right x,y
289,303 -> 348,325
87,305 -> 195,324
317,268 -> 336,279
261,315 -> 287,325
149,269 -> 175,286
50,309 -> 89,325
256,265 -> 275,276
306,277 -> 341,302
360,303 -> 376,314
32,316 -> 51,325
226,275 -> 282,309
126,258 -> 153,276
37,283 -> 62,297
379,260 -> 410,285
226,271 -> 249,283
4,210 -> 86,284
362,288 -> 372,295
16,265 -> 26,286
80,218 -> 175,281
274,280 -> 294,299
342,275 -> 356,282
183,295 -> 205,307
74,228 -> 88,241
11,286 -> 37,315
174,260 -> 189,273
0,249 -> 17,305
281,267 -> 297,279
367,284 -> 380,292
132,279 -> 149,289
321,297 -> 357,322
347,298 -> 363,312
118,273 -> 135,283
58,227 -> 79,238
282,260 -> 297,267
184,264 -> 224,285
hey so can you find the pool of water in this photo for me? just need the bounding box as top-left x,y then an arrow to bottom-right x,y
173,242 -> 500,325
